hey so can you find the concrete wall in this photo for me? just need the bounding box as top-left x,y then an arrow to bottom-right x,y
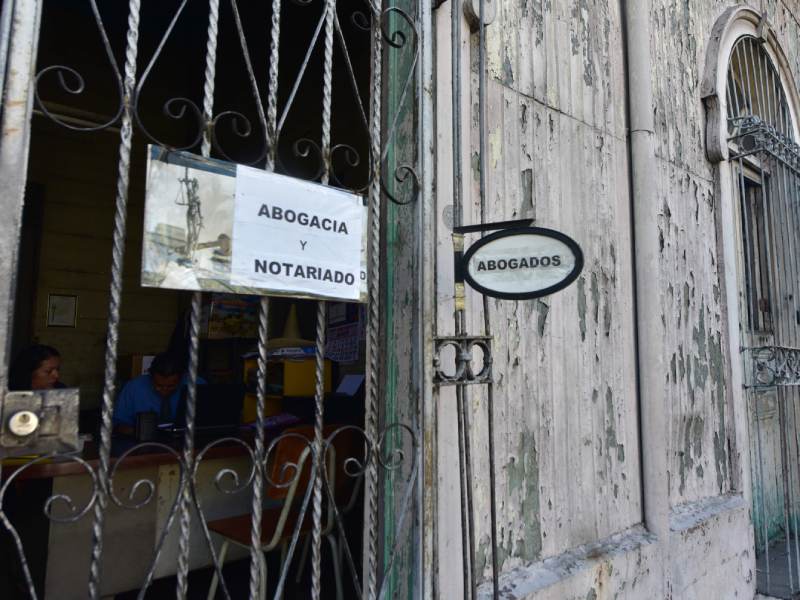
433,1 -> 800,598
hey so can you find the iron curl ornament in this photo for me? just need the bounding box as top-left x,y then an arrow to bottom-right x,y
33,0 -> 124,132
0,423 -> 418,600
746,346 -> 800,388
33,0 -> 422,205
729,115 -> 800,173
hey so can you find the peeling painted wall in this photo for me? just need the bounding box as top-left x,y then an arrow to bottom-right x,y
433,0 -> 800,598
650,0 -> 800,507
650,0 -> 735,509
456,0 -> 642,579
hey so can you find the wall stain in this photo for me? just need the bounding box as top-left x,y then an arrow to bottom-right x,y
536,299 -> 549,336
506,430 -> 543,562
606,386 -> 625,465
578,276 -> 587,341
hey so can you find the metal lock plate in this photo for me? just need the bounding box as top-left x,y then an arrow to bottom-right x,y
8,410 -> 39,436
0,388 -> 80,457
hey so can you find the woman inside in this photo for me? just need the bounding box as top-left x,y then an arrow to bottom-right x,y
9,344 -> 64,391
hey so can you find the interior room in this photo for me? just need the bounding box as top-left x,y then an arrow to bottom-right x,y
2,1 -> 372,597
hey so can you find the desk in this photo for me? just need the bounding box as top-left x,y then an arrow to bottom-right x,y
3,435 -> 268,599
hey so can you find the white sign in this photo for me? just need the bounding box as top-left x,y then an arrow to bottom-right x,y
232,165 -> 364,300
142,146 -> 367,302
462,227 -> 583,299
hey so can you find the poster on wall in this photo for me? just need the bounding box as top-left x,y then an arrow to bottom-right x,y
142,146 -> 367,302
325,302 -> 363,363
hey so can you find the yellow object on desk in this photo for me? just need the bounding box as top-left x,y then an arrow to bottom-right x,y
2,455 -> 51,466
242,393 -> 282,423
243,356 -> 332,398
283,358 -> 332,396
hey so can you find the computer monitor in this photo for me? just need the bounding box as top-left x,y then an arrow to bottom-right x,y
175,383 -> 244,434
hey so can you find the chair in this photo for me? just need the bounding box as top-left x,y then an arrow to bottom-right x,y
205,425 -> 357,600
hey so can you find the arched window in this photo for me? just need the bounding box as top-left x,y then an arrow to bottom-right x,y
725,35 -> 798,333
724,35 -> 799,336
726,35 -> 794,138
704,8 -> 800,597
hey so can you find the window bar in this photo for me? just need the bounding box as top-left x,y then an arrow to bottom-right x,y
173,0 -> 222,596
759,156 -> 792,591
456,383 -> 476,599
743,38 -> 757,121
736,159 -> 771,590
772,144 -> 800,588
364,0 -> 383,597
752,47 -> 793,581
772,148 -> 800,586
477,0 -> 500,596
787,163 -> 800,589
779,389 -> 796,590
87,2 -> 141,597
760,111 -> 796,596
310,2 -> 336,598
450,1 -> 475,597
247,0 -> 282,596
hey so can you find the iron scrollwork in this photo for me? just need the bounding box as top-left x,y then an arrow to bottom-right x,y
745,346 -> 800,388
434,335 -> 493,385
728,115 -> 800,174
0,423 -> 418,600
33,0 -> 421,204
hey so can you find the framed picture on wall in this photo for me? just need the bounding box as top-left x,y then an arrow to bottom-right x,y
47,294 -> 77,328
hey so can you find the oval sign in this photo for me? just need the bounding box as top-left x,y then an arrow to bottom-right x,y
462,227 -> 584,300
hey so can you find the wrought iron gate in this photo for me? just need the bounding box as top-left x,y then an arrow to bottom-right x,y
727,34 -> 800,599
0,0 -> 423,598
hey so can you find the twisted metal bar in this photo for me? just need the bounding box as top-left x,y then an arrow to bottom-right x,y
364,1 -> 383,597
176,294 -> 201,598
174,0 -> 220,593
265,0 -> 282,171
247,2 -> 282,594
310,1 -> 336,598
200,0 -> 220,157
247,297 -> 270,597
311,301 -> 328,600
86,3 -> 141,597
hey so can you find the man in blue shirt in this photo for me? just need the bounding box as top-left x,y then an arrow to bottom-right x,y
113,352 -> 199,436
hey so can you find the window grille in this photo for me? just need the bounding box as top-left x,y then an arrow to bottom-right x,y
728,34 -> 800,598
0,1 -> 423,599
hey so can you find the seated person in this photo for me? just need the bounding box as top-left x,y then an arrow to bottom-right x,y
112,352 -> 202,437
9,344 -> 65,390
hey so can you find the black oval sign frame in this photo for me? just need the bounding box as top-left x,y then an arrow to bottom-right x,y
461,227 -> 584,300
